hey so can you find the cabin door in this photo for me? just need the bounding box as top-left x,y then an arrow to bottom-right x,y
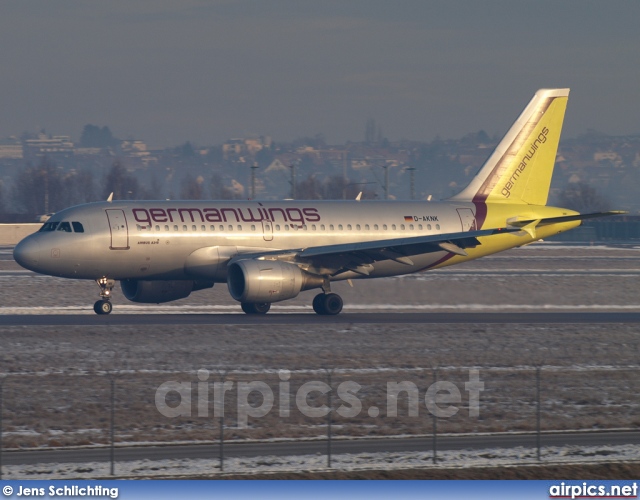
106,209 -> 130,250
456,208 -> 477,232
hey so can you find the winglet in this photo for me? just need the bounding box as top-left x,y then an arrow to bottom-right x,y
355,192 -> 362,201
107,192 -> 114,203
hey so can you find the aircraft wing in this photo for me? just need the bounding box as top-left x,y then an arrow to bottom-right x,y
232,211 -> 623,276
239,227 -> 516,276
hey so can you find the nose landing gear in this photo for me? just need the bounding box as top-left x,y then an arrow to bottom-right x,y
94,277 -> 115,315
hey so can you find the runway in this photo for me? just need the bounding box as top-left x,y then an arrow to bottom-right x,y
3,431 -> 639,466
2,312 -> 640,326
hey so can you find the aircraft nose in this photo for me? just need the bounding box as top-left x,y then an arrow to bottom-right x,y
14,237 -> 41,271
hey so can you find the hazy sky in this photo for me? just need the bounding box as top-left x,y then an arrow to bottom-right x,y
2,1 -> 639,147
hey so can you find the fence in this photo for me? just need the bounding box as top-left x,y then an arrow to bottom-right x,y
0,363 -> 639,478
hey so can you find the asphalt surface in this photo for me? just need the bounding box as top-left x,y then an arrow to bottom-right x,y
3,431 -> 639,466
2,312 -> 640,326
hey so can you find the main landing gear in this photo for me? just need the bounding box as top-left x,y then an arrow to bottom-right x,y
239,279 -> 343,316
312,278 -> 343,315
312,293 -> 343,315
94,277 -> 115,315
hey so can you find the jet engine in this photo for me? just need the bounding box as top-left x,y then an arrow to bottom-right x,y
121,279 -> 213,304
227,260 -> 324,303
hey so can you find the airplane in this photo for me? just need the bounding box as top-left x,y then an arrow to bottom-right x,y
13,88 -> 621,315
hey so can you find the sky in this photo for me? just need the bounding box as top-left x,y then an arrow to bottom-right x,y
2,1 -> 640,148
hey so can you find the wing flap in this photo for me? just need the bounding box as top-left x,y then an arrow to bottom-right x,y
293,227 -> 514,273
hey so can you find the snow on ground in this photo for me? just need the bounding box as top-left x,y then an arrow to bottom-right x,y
2,303 -> 640,314
4,444 -> 639,479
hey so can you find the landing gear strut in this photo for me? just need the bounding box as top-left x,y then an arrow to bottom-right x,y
241,302 -> 271,314
94,277 -> 115,315
312,293 -> 343,315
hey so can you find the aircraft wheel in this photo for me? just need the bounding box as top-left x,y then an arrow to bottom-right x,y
323,293 -> 343,315
241,302 -> 271,314
313,293 -> 343,315
94,300 -> 112,315
312,293 -> 326,315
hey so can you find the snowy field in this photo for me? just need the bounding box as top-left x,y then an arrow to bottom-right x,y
4,444 -> 639,480
1,244 -> 639,473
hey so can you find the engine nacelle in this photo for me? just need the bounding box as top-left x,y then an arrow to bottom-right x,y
227,260 -> 323,303
121,279 -> 213,304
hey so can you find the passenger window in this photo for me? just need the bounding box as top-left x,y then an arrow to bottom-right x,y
238,225 -> 242,231
400,224 -> 405,230
392,224 -> 396,230
165,225 -> 170,231
364,224 -> 369,230
320,224 -> 325,231
210,225 -> 215,231
285,225 -> 289,231
409,224 -> 414,230
228,225 -> 233,231
57,221 -> 72,232
418,224 -> 423,230
311,225 -> 316,230
329,224 -> 334,230
275,225 -> 281,231
192,225 -> 197,231
436,224 -> 441,230
374,224 -> 378,230
201,225 -> 206,231
174,225 -> 178,231
219,225 -> 224,231
183,225 -> 187,231
356,224 -> 361,230
427,224 -> 432,230
338,224 -> 343,230
383,224 -> 387,230
72,222 -> 85,233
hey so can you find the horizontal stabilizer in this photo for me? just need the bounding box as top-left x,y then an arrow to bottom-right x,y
508,211 -> 626,229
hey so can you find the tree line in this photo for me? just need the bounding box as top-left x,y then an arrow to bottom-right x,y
3,155 -> 612,219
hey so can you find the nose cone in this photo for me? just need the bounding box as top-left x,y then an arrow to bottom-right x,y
14,236 -> 41,271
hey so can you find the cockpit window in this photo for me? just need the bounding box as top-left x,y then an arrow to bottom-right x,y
56,221 -> 72,233
40,220 -> 85,233
39,222 -> 59,232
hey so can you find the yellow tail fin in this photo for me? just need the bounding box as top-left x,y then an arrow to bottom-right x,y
451,88 -> 569,206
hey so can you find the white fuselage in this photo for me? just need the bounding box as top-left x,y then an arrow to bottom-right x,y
14,200 -> 478,282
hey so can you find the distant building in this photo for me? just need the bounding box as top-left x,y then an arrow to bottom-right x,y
23,134 -> 74,158
223,136 -> 272,159
223,139 -> 245,159
0,137 -> 23,159
120,140 -> 156,166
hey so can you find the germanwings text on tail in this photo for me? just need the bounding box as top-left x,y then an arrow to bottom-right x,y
13,89 -> 621,315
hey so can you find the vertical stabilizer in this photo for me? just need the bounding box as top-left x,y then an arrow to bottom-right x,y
450,88 -> 569,206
